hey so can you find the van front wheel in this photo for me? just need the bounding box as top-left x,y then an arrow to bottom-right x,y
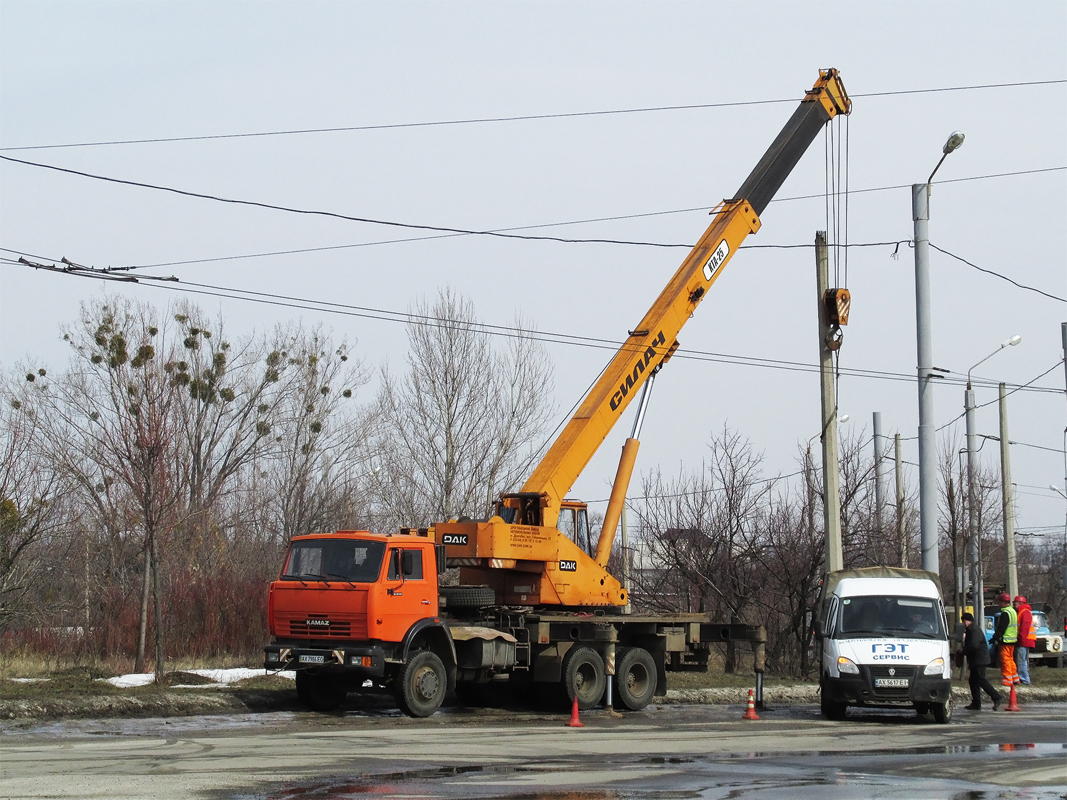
932,695 -> 952,724
819,679 -> 847,721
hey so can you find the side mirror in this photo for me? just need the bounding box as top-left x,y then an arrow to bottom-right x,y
401,550 -> 416,577
813,619 -> 824,640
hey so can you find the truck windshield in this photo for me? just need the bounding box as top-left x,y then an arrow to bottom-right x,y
281,539 -> 386,583
837,596 -> 945,639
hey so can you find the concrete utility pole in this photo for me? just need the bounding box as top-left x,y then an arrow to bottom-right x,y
912,131 -> 964,577
873,412 -> 886,540
965,334 -> 1020,621
965,382 -> 982,622
895,433 -> 906,567
912,180 -> 940,575
999,383 -> 1018,599
815,231 -> 843,573
1061,322 -> 1067,589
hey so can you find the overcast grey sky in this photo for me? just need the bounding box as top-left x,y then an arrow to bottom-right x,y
1,2 -> 1065,543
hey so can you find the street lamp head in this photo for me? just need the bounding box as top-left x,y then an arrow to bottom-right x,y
839,414 -> 850,423
967,333 -> 1023,386
928,132 -> 966,183
943,131 -> 965,154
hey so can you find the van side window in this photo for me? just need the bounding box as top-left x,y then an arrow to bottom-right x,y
825,597 -> 839,637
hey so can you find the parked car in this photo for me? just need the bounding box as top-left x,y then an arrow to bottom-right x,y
984,610 -> 1064,668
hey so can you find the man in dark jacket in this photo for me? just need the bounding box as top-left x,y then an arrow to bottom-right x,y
960,612 -> 1001,710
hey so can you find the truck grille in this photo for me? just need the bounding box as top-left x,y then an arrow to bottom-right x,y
284,615 -> 365,639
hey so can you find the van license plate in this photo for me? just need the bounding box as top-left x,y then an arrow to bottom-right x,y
874,678 -> 909,688
299,654 -> 325,664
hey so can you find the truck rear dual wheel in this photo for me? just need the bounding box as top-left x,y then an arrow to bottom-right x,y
295,671 -> 346,712
563,646 -> 606,711
395,650 -> 447,718
614,646 -> 657,711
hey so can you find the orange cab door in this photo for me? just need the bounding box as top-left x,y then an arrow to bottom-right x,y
378,547 -> 435,641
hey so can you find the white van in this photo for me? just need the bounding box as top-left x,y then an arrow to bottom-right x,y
814,567 -> 953,723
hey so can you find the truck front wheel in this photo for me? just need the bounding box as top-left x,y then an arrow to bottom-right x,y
563,646 -> 606,711
395,650 -> 447,718
296,671 -> 346,712
614,646 -> 657,711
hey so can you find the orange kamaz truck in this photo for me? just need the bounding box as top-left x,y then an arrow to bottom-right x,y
265,69 -> 851,717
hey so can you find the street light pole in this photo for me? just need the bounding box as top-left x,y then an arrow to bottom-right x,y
913,131 -> 965,575
1052,485 -> 1067,591
965,334 -> 1021,623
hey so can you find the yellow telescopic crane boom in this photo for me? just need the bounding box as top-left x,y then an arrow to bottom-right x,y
435,69 -> 850,607
525,69 -> 850,540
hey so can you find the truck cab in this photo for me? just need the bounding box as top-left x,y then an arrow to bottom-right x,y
815,567 -> 953,723
264,531 -> 456,716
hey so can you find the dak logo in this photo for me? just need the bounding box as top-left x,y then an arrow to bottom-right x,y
442,533 -> 468,546
559,560 -> 577,572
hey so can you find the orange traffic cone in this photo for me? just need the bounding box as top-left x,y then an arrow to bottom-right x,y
742,689 -> 760,720
1005,685 -> 1021,712
566,695 -> 584,727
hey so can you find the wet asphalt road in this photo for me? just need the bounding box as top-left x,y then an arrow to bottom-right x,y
1,701 -> 1064,800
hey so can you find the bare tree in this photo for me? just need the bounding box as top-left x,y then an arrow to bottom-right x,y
165,302 -> 295,551
368,288 -> 554,528
748,482 -> 823,677
253,326 -> 370,541
0,373 -> 71,629
28,299 -> 184,676
634,427 -> 773,670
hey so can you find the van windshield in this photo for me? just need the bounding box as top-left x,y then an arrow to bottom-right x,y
836,595 -> 945,639
281,539 -> 386,583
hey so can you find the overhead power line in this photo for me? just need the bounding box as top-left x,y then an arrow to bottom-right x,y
930,244 -> 1065,303
0,154 -> 688,249
2,154 -> 1064,284
4,253 -> 1062,399
0,79 -> 1063,152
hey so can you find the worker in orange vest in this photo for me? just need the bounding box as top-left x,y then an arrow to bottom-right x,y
989,592 -> 1020,689
1013,595 -> 1035,685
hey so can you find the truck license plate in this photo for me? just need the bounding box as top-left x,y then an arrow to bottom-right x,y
299,654 -> 325,664
874,678 -> 909,688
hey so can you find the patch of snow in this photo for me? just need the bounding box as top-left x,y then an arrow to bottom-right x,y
100,667 -> 295,688
103,673 -> 156,688
185,668 -> 266,684
9,677 -> 51,683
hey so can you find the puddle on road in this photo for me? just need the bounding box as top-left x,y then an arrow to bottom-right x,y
236,747 -> 1067,800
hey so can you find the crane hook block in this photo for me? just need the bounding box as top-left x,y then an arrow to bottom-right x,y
825,288 -> 851,326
